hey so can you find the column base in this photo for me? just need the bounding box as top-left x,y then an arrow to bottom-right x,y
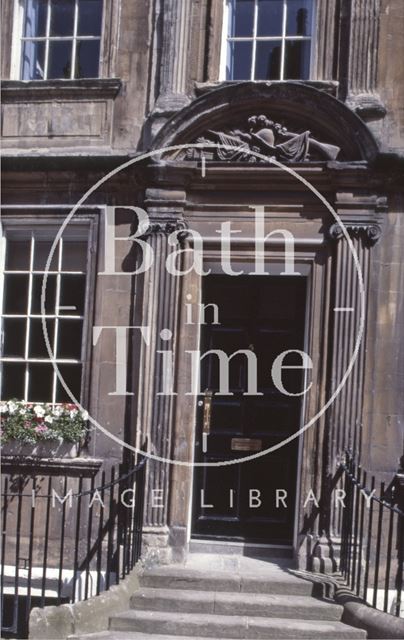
310,533 -> 340,574
148,92 -> 192,139
346,92 -> 386,120
142,526 -> 172,565
141,525 -> 189,565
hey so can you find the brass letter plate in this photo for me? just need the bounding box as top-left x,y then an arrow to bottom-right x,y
231,437 -> 262,452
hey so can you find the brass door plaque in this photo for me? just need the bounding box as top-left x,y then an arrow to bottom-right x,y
203,390 -> 213,434
231,437 -> 262,452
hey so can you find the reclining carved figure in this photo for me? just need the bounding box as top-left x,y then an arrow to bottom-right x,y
188,114 -> 341,163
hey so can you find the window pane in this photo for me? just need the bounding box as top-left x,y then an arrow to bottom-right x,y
59,274 -> 86,314
31,274 -> 57,314
27,363 -> 54,402
5,240 -> 31,270
21,40 -> 45,80
57,320 -> 83,359
229,0 -> 254,37
50,0 -> 75,36
75,39 -> 100,78
286,0 -> 313,36
56,364 -> 82,401
34,240 -> 59,271
3,275 -> 29,314
257,0 -> 284,37
48,40 -> 72,79
61,241 -> 88,271
24,0 -> 48,37
284,39 -> 311,79
227,40 -> 252,80
2,318 -> 26,358
255,40 -> 282,79
1,363 -> 26,400
78,0 -> 103,36
28,319 -> 55,358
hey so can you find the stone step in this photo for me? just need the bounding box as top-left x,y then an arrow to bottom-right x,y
69,633 -> 243,640
131,587 -> 343,621
110,609 -> 367,638
189,540 -> 293,558
140,567 -> 314,595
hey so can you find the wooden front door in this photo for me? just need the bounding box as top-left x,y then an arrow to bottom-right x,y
192,275 -> 307,544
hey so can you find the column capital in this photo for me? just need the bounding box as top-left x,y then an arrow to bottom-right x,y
140,219 -> 189,241
328,222 -> 382,245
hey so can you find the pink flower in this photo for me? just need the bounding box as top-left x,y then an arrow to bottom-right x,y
35,424 -> 48,434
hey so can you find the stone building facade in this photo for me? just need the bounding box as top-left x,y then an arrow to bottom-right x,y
1,0 -> 404,572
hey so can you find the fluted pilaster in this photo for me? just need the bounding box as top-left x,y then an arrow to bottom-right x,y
326,209 -> 383,537
346,0 -> 386,118
155,0 -> 192,113
136,189 -> 186,559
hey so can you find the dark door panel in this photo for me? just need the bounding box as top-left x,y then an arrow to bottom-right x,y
192,275 -> 306,544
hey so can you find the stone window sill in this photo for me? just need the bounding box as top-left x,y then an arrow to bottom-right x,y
1,78 -> 122,102
195,80 -> 339,97
1,454 -> 103,477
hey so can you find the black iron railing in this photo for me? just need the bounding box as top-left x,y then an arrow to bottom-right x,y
1,449 -> 147,638
339,453 -> 404,617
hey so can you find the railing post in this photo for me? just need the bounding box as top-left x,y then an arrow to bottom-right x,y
394,456 -> 404,616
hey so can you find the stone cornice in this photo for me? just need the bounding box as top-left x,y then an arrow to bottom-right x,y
1,78 -> 122,102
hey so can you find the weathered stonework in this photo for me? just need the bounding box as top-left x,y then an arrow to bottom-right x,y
0,0 -> 403,597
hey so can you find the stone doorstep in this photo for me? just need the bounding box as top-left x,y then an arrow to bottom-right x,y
66,562 -> 368,640
139,567 -> 315,595
109,609 -> 367,639
130,587 -> 344,620
188,540 -> 293,558
69,634 -> 244,640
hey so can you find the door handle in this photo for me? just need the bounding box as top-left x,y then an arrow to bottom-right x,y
202,389 -> 213,435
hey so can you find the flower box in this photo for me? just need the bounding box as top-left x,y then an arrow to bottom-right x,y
1,437 -> 79,458
0,400 -> 88,458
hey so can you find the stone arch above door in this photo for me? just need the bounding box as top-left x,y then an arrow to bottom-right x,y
151,82 -> 379,163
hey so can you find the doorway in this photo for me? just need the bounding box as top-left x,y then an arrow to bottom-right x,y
192,275 -> 307,544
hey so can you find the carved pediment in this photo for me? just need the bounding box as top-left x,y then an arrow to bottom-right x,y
152,83 -> 379,163
183,114 -> 341,163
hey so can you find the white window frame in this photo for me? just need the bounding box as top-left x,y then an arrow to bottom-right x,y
220,0 -> 316,81
0,207 -> 99,405
10,0 -> 103,81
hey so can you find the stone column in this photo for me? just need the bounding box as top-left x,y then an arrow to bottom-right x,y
324,194 -> 384,537
311,196 -> 384,571
315,0 -> 338,81
154,0 -> 192,114
345,0 -> 386,119
327,226 -> 374,458
136,188 -> 187,562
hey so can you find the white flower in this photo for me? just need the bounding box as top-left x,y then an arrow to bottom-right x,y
0,403 -> 8,414
53,406 -> 63,417
70,409 -> 78,418
81,410 -> 89,420
44,415 -> 53,424
19,408 -> 27,416
34,405 -> 46,417
7,401 -> 18,414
